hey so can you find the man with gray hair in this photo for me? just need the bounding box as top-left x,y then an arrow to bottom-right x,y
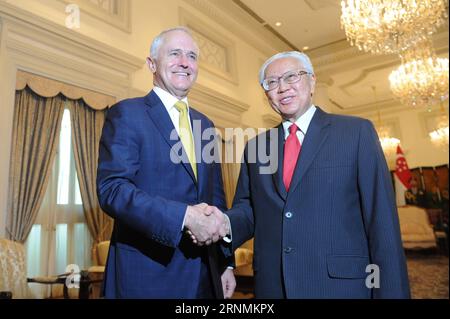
223,51 -> 410,298
97,27 -> 235,298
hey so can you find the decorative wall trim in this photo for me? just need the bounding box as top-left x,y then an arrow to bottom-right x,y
179,7 -> 239,85
59,0 -> 131,33
336,97 -> 410,115
419,108 -> 450,138
375,117 -> 403,141
125,84 -> 249,130
189,82 -> 250,129
0,1 -> 143,100
262,113 -> 281,128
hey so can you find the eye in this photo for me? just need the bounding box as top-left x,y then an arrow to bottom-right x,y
169,50 -> 181,57
188,53 -> 198,61
285,73 -> 299,82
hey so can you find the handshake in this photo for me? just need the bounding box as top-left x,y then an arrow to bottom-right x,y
184,203 -> 230,246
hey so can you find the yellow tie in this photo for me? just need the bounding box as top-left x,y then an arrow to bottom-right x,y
174,101 -> 197,179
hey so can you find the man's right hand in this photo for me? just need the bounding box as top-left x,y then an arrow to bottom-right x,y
184,203 -> 229,246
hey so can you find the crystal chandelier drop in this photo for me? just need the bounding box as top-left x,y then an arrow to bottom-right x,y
389,38 -> 449,107
340,0 -> 448,54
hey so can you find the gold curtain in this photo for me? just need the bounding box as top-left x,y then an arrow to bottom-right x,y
219,135 -> 240,209
16,70 -> 115,110
6,88 -> 64,243
68,99 -> 113,244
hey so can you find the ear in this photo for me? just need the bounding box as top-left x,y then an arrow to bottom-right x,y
146,57 -> 157,73
310,74 -> 317,97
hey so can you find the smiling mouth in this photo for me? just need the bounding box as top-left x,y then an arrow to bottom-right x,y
280,96 -> 295,104
173,72 -> 190,77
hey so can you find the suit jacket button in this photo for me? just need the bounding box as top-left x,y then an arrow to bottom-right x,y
285,212 -> 293,218
284,247 -> 293,253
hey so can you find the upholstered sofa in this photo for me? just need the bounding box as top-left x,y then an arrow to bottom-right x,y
397,205 -> 437,249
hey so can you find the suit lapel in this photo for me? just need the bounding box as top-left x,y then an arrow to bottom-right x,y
272,124 -> 287,200
287,107 -> 331,197
145,91 -> 197,185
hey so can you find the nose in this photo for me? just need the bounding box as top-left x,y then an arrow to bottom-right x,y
277,78 -> 289,93
178,53 -> 189,68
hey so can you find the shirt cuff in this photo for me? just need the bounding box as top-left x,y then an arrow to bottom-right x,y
222,214 -> 232,243
181,205 -> 188,231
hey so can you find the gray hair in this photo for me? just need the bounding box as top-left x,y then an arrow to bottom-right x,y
150,26 -> 198,59
258,51 -> 314,85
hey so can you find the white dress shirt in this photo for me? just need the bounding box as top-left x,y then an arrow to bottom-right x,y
282,104 -> 317,143
153,86 -> 193,135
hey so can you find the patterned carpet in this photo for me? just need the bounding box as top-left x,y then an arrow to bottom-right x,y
233,250 -> 449,299
406,250 -> 449,299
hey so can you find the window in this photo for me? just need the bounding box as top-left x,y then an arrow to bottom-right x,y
26,106 -> 92,297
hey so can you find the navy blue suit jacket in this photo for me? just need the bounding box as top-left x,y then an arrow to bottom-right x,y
97,90 -> 226,298
227,107 -> 410,298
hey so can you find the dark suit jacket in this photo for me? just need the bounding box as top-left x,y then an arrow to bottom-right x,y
97,90 -> 227,298
227,107 -> 410,298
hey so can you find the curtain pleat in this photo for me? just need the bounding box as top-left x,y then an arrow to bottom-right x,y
6,88 -> 65,243
68,99 -> 113,246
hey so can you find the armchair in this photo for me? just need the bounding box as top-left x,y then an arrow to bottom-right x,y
234,239 -> 254,295
87,240 -> 110,298
398,205 -> 437,249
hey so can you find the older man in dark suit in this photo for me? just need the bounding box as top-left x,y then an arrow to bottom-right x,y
223,51 -> 410,298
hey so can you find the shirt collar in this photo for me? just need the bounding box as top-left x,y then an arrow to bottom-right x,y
282,104 -> 317,138
153,86 -> 189,112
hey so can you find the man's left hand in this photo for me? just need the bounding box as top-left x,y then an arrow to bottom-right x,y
221,268 -> 236,299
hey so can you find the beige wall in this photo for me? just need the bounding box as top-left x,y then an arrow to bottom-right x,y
356,103 -> 449,170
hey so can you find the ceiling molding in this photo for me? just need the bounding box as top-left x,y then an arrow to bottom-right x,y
338,61 -> 400,95
183,0 -> 290,56
304,0 -> 339,11
309,27 -> 449,74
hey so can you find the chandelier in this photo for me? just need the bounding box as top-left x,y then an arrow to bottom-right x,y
371,86 -> 400,156
389,38 -> 449,107
429,106 -> 449,150
378,126 -> 401,156
340,0 -> 448,54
